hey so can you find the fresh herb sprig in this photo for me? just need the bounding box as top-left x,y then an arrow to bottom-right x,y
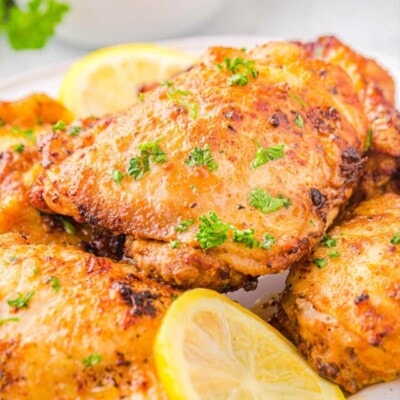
249,188 -> 292,214
128,140 -> 167,180
184,144 -> 218,172
251,143 -> 284,169
0,0 -> 70,50
219,57 -> 259,86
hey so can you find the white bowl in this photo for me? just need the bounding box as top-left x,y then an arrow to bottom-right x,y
54,0 -> 227,48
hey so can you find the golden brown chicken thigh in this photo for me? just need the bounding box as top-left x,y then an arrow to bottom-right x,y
32,42 -> 367,291
299,36 -> 400,199
0,233 -> 174,399
276,193 -> 400,393
0,95 -> 124,259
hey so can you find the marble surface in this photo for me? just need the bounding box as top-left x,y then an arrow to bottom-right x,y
0,0 -> 399,83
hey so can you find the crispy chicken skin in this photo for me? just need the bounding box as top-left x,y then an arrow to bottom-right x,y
0,95 -> 124,259
0,233 -> 173,399
33,43 -> 367,291
276,193 -> 400,393
299,36 -> 400,199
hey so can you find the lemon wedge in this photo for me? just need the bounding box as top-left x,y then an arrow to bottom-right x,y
154,288 -> 344,400
60,43 -> 196,118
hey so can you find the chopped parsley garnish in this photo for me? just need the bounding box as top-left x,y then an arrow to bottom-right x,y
58,216 -> 76,235
222,57 -> 259,87
12,126 -> 35,142
82,353 -> 102,368
185,144 -> 218,172
260,233 -> 276,250
138,92 -> 145,102
228,74 -> 249,86
0,317 -> 20,326
190,184 -> 198,192
365,128 -> 373,151
249,188 -> 292,214
128,140 -> 167,180
294,114 -> 304,128
251,143 -> 284,169
329,250 -> 340,258
313,258 -> 327,268
0,117 -> 4,126
175,218 -> 194,232
232,228 -> 258,249
288,92 -> 306,107
390,233 -> 400,245
196,212 -> 231,250
13,143 -> 25,153
7,291 -> 35,309
49,276 -> 61,292
167,87 -> 198,119
52,120 -> 67,132
110,169 -> 125,186
320,234 -> 337,248
161,80 -> 173,87
170,240 -> 180,249
69,126 -> 81,136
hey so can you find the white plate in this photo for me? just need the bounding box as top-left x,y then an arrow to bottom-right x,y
1,35 -> 399,399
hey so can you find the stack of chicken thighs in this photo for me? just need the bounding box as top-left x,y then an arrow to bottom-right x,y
1,36 -> 399,397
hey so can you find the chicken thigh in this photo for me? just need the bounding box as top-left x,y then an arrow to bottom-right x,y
299,36 -> 400,199
276,193 -> 400,393
32,42 -> 367,291
0,233 -> 174,399
0,95 -> 124,259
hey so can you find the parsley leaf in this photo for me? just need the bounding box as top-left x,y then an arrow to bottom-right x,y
12,126 -> 35,142
260,233 -> 276,250
288,91 -> 306,107
222,57 -> 259,86
232,228 -> 258,249
69,126 -> 81,136
110,170 -> 125,186
313,258 -> 327,268
4,0 -> 69,50
13,143 -> 25,153
82,353 -> 102,368
249,188 -> 292,214
251,143 -> 284,169
175,218 -> 194,232
320,234 -> 337,248
128,140 -> 167,180
0,317 -> 20,326
196,212 -> 231,250
57,216 -> 76,235
48,276 -> 61,292
170,240 -> 180,249
294,114 -> 304,128
391,233 -> 400,245
365,128 -> 373,151
167,87 -> 198,119
329,250 -> 340,258
52,120 -> 67,132
185,144 -> 218,172
7,291 -> 35,309
138,92 -> 145,102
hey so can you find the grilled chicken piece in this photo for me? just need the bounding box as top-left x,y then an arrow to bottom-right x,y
33,42 -> 367,291
0,95 -> 124,259
276,193 -> 400,393
299,36 -> 400,199
0,233 -> 173,399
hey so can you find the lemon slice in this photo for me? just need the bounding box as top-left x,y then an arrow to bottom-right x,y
60,43 -> 196,118
155,288 -> 344,400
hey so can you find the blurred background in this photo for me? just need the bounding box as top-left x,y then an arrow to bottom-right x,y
0,0 -> 399,80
